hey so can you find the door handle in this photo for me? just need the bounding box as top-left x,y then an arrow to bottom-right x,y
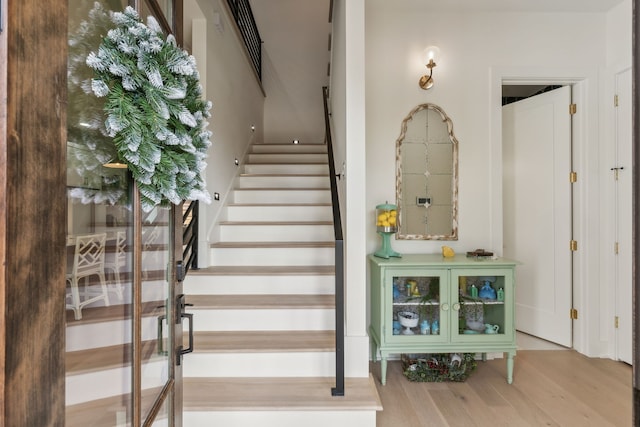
177,312 -> 193,365
157,314 -> 168,356
176,293 -> 194,365
176,293 -> 194,324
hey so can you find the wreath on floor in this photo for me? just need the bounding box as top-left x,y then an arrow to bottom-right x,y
87,6 -> 212,212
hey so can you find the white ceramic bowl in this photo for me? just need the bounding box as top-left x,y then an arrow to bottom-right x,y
398,311 -> 419,328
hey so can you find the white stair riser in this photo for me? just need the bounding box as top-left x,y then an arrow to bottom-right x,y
66,316 -> 159,351
237,175 -> 329,189
183,352 -> 335,377
184,411 -> 376,427
244,164 -> 328,174
66,360 -> 165,406
233,189 -> 331,204
183,274 -> 335,295
248,153 -> 328,164
219,224 -> 334,242
209,247 -> 335,266
251,144 -> 327,154
187,308 -> 335,331
226,205 -> 332,222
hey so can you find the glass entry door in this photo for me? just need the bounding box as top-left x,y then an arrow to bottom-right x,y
65,0 -> 182,425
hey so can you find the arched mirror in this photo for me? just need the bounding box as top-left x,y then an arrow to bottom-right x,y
396,103 -> 459,240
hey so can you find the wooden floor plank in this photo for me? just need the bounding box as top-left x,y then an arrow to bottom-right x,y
373,350 -> 631,427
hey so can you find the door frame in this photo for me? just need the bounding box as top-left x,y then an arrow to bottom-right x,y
1,0 -> 68,425
490,67 -> 600,356
612,66 -> 633,364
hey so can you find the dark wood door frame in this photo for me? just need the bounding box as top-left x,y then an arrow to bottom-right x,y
1,0 -> 68,425
633,1 -> 640,425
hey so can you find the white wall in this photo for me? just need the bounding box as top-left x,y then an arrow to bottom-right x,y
365,3 -> 630,357
184,0 -> 265,260
250,0 -> 331,145
330,0 -> 369,378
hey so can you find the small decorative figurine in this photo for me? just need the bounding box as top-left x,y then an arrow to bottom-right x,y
442,245 -> 455,258
479,280 -> 497,300
420,319 -> 431,335
431,319 -> 439,335
469,283 -> 478,298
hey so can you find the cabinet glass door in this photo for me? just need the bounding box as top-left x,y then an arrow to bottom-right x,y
387,269 -> 448,341
452,270 -> 512,341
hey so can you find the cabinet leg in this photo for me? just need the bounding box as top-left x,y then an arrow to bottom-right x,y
381,357 -> 388,385
507,351 -> 515,384
482,352 -> 487,362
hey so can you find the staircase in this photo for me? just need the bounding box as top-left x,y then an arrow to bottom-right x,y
182,142 -> 381,426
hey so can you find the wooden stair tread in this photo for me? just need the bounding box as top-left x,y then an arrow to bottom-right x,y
192,330 -> 335,352
66,340 -> 159,375
227,203 -> 331,207
66,387 -> 162,426
188,265 -> 335,275
219,220 -> 333,225
234,187 -> 330,191
210,241 -> 335,248
183,376 -> 382,411
186,294 -> 334,309
239,173 -> 329,177
66,300 -> 164,325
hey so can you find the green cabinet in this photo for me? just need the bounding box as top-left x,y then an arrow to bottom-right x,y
369,254 -> 518,385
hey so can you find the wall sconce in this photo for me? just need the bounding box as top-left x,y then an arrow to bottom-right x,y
103,160 -> 128,169
419,46 -> 440,90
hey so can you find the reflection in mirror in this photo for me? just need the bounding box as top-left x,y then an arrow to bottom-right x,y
396,103 -> 458,240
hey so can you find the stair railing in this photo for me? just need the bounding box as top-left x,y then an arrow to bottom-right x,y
226,0 -> 262,80
182,200 -> 199,275
323,86 -> 345,397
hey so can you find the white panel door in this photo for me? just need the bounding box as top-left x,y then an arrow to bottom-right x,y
502,86 -> 572,346
614,68 -> 632,364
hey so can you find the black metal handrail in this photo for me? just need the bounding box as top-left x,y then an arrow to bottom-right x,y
182,200 -> 199,275
226,0 -> 262,80
323,86 -> 345,397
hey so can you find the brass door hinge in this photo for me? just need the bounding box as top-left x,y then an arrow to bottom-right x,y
614,94 -> 619,107
569,103 -> 577,115
615,316 -> 619,328
614,242 -> 619,255
570,308 -> 578,320
570,240 -> 578,251
569,171 -> 577,183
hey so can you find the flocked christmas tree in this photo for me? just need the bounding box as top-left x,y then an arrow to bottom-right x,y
86,6 -> 212,211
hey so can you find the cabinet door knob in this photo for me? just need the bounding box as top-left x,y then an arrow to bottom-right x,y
441,303 -> 449,311
452,303 -> 461,311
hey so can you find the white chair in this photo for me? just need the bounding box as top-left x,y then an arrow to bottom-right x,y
66,233 -> 110,320
104,230 -> 126,300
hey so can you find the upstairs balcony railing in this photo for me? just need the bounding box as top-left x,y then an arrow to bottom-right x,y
182,200 -> 199,275
226,0 -> 262,80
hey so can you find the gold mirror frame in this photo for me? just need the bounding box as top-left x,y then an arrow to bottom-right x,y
395,103 -> 459,240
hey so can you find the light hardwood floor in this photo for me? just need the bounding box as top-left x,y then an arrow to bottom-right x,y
371,350 -> 631,426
